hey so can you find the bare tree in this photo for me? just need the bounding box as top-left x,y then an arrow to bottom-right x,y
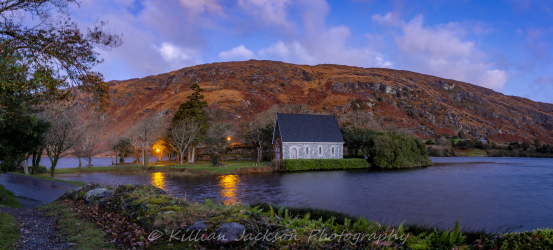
44,106 -> 83,177
105,133 -> 118,165
72,132 -> 87,168
340,110 -> 382,131
166,119 -> 201,166
244,122 -> 266,163
205,122 -> 233,154
81,113 -> 108,167
129,114 -> 166,166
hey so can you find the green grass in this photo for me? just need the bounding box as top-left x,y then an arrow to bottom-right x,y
458,149 -> 488,157
171,161 -> 269,174
40,201 -> 116,250
0,212 -> 19,250
9,173 -> 86,187
52,166 -> 119,174
0,184 -> 22,208
283,159 -> 369,171
50,161 -> 269,176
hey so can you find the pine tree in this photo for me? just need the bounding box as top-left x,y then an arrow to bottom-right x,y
171,84 -> 209,163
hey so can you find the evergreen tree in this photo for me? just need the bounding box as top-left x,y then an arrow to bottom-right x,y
171,84 -> 209,163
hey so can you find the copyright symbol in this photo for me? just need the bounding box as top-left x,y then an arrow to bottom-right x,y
148,229 -> 163,242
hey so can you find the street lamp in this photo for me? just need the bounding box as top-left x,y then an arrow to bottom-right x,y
227,137 -> 231,141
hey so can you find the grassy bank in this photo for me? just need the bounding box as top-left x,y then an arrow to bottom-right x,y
47,161 -> 274,177
0,212 -> 19,250
57,184 -> 553,249
283,158 -> 369,171
40,202 -> 116,249
0,184 -> 22,208
0,184 -> 22,250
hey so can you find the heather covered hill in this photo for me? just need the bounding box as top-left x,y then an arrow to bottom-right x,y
104,60 -> 553,144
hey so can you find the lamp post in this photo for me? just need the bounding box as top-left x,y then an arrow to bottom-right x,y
156,148 -> 160,164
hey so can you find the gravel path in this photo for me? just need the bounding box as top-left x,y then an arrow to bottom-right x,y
0,206 -> 69,250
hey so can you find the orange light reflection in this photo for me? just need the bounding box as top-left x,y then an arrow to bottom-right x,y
218,175 -> 240,205
151,172 -> 166,190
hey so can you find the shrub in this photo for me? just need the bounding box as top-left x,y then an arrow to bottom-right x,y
369,133 -> 432,168
211,155 -> 220,166
499,228 -> 553,249
282,159 -> 368,171
0,184 -> 22,208
428,147 -> 440,156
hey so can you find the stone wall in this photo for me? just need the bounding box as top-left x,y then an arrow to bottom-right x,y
195,154 -> 257,161
282,143 -> 343,159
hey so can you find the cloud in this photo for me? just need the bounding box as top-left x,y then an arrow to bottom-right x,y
372,11 -> 401,26
535,77 -> 552,86
218,45 -> 256,61
374,12 -> 508,90
154,42 -> 202,69
258,1 -> 393,68
259,26 -> 393,68
237,0 -> 293,28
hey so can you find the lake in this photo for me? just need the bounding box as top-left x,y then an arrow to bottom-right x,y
56,157 -> 553,232
33,156 -> 167,169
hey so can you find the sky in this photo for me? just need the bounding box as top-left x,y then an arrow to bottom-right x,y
66,0 -> 553,104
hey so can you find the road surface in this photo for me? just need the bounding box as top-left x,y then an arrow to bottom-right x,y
0,174 -> 77,207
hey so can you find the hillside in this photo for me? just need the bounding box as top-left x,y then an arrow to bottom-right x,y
103,60 -> 553,144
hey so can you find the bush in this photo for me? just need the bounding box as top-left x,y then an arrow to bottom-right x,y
211,155 -> 220,166
428,147 -> 440,156
0,184 -> 22,208
499,228 -> 553,249
12,165 -> 47,174
282,159 -> 368,171
369,133 -> 432,168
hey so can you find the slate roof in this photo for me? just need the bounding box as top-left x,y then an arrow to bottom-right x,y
274,113 -> 344,143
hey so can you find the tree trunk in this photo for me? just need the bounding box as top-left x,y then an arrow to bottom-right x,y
187,146 -> 192,164
31,151 -> 40,175
78,157 -> 82,169
50,158 -> 59,178
142,147 -> 146,166
179,150 -> 184,165
88,154 -> 92,168
23,160 -> 29,174
190,144 -> 196,164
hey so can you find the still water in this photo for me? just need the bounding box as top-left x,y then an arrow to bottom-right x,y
35,156 -> 167,169
57,157 -> 553,232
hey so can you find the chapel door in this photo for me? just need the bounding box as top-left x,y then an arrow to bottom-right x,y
291,148 -> 297,159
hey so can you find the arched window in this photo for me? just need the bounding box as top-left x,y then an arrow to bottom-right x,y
305,146 -> 309,159
332,146 -> 335,155
319,146 -> 322,155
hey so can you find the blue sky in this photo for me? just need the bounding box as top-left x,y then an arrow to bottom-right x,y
69,0 -> 553,103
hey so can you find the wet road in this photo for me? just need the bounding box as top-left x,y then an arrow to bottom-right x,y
0,174 -> 76,207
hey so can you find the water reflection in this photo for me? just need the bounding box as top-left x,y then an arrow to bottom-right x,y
151,172 -> 166,190
218,175 -> 239,205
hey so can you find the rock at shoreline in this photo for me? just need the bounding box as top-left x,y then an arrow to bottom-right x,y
85,188 -> 114,204
215,222 -> 245,243
187,221 -> 208,232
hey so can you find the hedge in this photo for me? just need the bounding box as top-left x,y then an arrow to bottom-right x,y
282,158 -> 369,171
